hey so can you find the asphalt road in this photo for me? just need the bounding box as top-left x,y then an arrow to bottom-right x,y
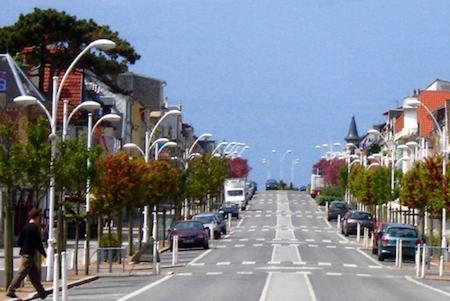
67,191 -> 450,300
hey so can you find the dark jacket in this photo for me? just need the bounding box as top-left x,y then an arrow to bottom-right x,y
18,223 -> 46,257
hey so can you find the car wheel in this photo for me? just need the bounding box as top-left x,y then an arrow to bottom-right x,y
344,225 -> 349,237
214,231 -> 221,239
377,245 -> 384,261
204,242 -> 209,250
372,247 -> 377,255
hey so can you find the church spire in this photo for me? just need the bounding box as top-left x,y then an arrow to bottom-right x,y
345,115 -> 360,144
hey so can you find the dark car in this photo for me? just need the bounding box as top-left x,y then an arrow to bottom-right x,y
212,212 -> 227,235
265,179 -> 278,190
219,202 -> 239,219
377,224 -> 421,261
341,210 -> 375,236
168,221 -> 209,250
299,185 -> 307,192
372,222 -> 391,254
327,201 -> 349,221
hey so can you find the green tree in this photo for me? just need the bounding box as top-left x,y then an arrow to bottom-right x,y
0,113 -> 26,289
0,8 -> 140,96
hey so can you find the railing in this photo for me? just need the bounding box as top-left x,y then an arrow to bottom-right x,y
96,247 -> 126,273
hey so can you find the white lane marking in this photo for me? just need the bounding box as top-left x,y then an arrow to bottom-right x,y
234,244 -> 245,248
253,243 -> 264,247
322,239 -> 332,243
268,261 -> 281,264
302,229 -> 310,232
262,229 -> 269,232
116,275 -> 173,301
326,245 -> 336,249
314,230 -> 322,233
307,215 -> 313,218
256,238 -> 266,241
248,229 -> 256,232
293,261 -> 307,265
404,275 -> 450,297
251,225 -> 257,228
318,262 -> 332,266
206,272 -> 223,275
217,262 -> 230,265
237,271 -> 254,275
240,238 -> 249,241
343,264 -> 357,268
355,248 -> 384,268
326,272 -> 342,276
237,217 -> 245,228
323,218 -> 333,229
356,274 -> 371,277
188,249 -> 211,265
345,246 -> 355,250
259,272 -> 273,301
368,265 -> 382,269
190,262 -> 205,266
242,261 -> 256,265
222,239 -> 232,242
177,273 -> 192,276
327,230 -> 335,233
255,215 -> 261,217
265,214 -> 272,217
305,239 -> 315,242
216,245 -> 226,248
338,240 -> 347,244
308,244 -> 318,248
304,273 -> 318,301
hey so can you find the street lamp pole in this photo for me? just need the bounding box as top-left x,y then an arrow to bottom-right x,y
279,150 -> 292,182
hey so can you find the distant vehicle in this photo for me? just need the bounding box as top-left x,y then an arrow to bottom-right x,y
224,178 -> 247,210
372,222 -> 390,254
168,221 -> 209,250
299,185 -> 307,192
219,202 -> 239,219
327,201 -> 349,221
265,179 -> 278,190
340,210 -> 375,237
377,224 -> 421,261
310,175 -> 324,198
192,213 -> 222,239
246,181 -> 257,200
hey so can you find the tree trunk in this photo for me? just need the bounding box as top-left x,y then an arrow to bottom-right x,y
127,207 -> 133,256
117,210 -> 123,246
74,217 -> 79,275
138,208 -> 143,251
98,214 -> 103,243
3,189 -> 13,290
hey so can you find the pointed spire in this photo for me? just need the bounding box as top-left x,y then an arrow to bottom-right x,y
345,115 -> 360,144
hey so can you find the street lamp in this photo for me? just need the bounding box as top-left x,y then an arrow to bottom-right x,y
155,141 -> 177,159
62,100 -> 101,141
212,142 -> 228,155
11,38 -> 116,281
279,149 -> 292,181
290,158 -> 300,186
188,133 -> 212,155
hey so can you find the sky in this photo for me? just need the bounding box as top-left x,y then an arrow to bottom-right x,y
2,0 -> 450,188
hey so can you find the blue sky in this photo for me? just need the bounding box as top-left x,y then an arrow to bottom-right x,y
3,0 -> 450,188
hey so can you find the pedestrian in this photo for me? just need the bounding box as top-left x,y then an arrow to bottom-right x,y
6,208 -> 50,300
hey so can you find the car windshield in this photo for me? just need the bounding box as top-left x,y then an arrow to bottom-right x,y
223,203 -> 238,208
193,216 -> 214,223
174,222 -> 204,230
387,227 -> 417,238
228,190 -> 243,196
331,202 -> 346,209
351,212 -> 372,220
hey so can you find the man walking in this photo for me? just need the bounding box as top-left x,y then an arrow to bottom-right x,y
6,208 -> 49,300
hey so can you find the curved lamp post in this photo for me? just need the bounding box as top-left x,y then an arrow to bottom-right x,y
11,38 -> 116,281
279,150 -> 292,181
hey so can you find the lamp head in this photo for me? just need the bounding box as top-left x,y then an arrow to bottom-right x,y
79,101 -> 101,112
91,39 -> 116,51
13,95 -> 38,106
367,129 -> 381,136
102,113 -> 121,123
406,141 -> 419,148
166,109 -> 181,116
123,143 -> 139,150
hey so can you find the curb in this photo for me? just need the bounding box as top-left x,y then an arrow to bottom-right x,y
22,275 -> 99,301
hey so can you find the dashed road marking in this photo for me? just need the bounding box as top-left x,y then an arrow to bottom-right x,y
217,262 -> 230,265
242,261 -> 256,265
356,274 -> 371,277
234,244 -> 245,248
326,245 -> 337,249
326,272 -> 342,276
343,264 -> 357,268
318,262 -> 332,266
206,272 -> 223,275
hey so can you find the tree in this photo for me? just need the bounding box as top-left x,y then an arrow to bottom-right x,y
22,118 -> 51,208
0,8 -> 140,97
313,158 -> 346,186
54,137 -> 101,274
0,113 -> 26,289
229,158 -> 250,178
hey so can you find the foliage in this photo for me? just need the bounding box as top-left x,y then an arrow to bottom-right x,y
0,8 -> 140,96
368,166 -> 391,205
338,165 -> 348,189
312,159 -> 345,186
400,161 -> 428,211
99,233 -> 120,248
144,160 -> 180,207
315,185 -> 344,205
228,157 -> 250,178
91,152 -> 149,215
22,118 -> 51,207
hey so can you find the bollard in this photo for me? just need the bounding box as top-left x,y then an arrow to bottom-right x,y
210,226 -> 215,241
325,201 -> 329,217
415,245 -> 421,278
399,240 -> 403,269
395,239 -> 399,268
363,228 -> 368,248
156,241 -> 160,275
356,223 -> 361,244
421,243 -> 426,278
228,213 -> 232,232
53,253 -> 59,301
172,236 -> 179,266
369,232 -> 374,250
337,215 -> 341,230
61,252 -> 67,301
439,254 -> 444,277
153,240 -> 158,275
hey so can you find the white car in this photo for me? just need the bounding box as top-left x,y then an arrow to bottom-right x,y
192,214 -> 222,239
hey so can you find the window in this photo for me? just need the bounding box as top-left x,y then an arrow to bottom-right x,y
387,227 -> 417,238
228,190 -> 243,196
174,222 -> 203,230
351,212 -> 372,220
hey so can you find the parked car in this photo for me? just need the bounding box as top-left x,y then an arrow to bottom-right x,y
265,179 -> 278,190
212,212 -> 227,235
192,213 -> 222,239
327,201 -> 349,221
372,222 -> 391,254
168,221 -> 209,250
341,210 -> 375,236
299,185 -> 307,192
377,224 -> 421,261
219,202 -> 239,219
